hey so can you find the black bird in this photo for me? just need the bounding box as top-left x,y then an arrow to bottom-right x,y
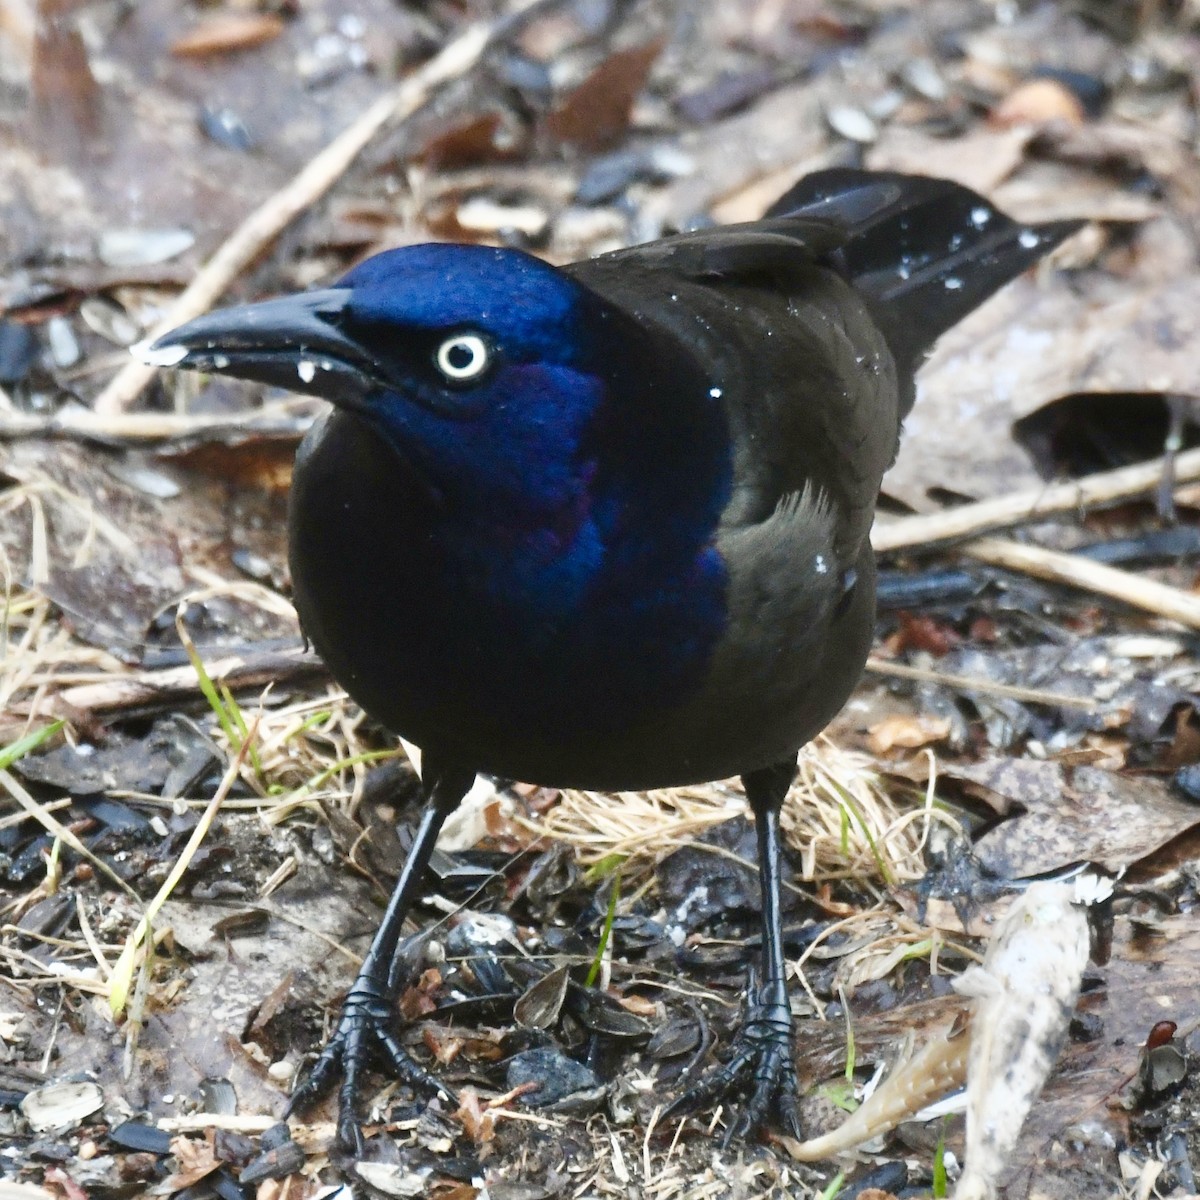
138,168 -> 1078,1149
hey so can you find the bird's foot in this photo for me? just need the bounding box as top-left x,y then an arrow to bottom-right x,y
286,977 -> 453,1153
663,976 -> 801,1144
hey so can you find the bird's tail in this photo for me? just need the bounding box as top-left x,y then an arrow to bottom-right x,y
768,168 -> 1082,415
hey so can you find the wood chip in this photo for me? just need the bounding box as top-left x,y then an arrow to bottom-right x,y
170,14 -> 287,58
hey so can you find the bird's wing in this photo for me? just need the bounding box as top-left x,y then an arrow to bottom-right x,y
702,480 -> 869,746
570,242 -> 900,563
716,481 -> 840,619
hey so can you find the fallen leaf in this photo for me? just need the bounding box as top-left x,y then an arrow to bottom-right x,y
615,993 -> 658,1017
945,758 -> 1200,876
545,39 -> 665,151
399,967 -> 442,1020
163,1134 -> 221,1191
990,78 -> 1085,128
868,713 -> 952,754
171,14 -> 286,58
866,125 -> 1034,194
885,274 -> 1200,510
454,1086 -> 496,1145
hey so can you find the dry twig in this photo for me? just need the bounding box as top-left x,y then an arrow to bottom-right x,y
965,536 -> 1200,629
864,657 -> 1099,710
872,446 -> 1200,553
0,402 -> 315,445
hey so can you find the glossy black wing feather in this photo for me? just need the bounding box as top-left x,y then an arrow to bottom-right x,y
768,167 -> 1084,399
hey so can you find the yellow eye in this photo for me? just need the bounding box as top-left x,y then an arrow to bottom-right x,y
435,333 -> 490,381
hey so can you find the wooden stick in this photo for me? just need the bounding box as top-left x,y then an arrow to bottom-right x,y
0,403 -> 312,444
92,6 -> 533,415
871,447 -> 1200,554
964,536 -> 1200,629
864,657 -> 1098,710
32,650 -> 325,718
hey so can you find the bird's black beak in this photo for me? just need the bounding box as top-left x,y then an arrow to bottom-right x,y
132,289 -> 383,404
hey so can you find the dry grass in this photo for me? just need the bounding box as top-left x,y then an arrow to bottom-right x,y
540,738 -> 953,892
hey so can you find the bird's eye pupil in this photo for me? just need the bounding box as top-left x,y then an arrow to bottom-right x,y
435,333 -> 489,381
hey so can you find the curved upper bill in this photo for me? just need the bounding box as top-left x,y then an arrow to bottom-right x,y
131,289 -> 381,403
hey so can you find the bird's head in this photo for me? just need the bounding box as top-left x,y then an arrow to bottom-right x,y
138,245 -> 649,516
138,242 -> 731,585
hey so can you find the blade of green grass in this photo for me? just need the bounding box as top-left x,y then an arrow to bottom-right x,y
829,777 -> 893,885
219,682 -> 264,783
585,872 -> 621,988
814,1078 -> 858,1113
817,1170 -> 844,1200
177,621 -> 239,749
582,852 -> 627,886
933,1117 -> 950,1197
0,720 -> 64,771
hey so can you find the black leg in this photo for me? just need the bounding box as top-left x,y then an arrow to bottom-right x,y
286,756 -> 476,1152
663,757 -> 802,1142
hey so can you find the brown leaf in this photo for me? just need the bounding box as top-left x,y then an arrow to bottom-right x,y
459,1034 -> 506,1063
992,160 -> 1161,225
945,758 -> 1200,876
164,435 -> 299,492
615,993 -> 658,1017
163,1134 -> 221,1191
990,79 -> 1085,128
867,713 -> 952,754
866,125 -> 1034,194
433,1184 -> 483,1200
453,1085 -> 496,1145
544,39 -> 664,151
399,967 -> 442,1019
886,613 -> 961,657
423,1025 -> 464,1066
171,14 -> 286,58
884,273 -> 1200,511
414,112 -> 524,170
247,970 -> 296,1036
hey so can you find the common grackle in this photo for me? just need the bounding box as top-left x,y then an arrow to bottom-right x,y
137,168 -> 1079,1149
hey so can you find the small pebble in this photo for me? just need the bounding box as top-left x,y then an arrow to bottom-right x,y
199,105 -> 255,151
505,1047 -> 600,1106
0,319 -> 40,384
46,316 -> 80,369
824,103 -> 878,144
267,1060 -> 294,1083
901,58 -> 948,101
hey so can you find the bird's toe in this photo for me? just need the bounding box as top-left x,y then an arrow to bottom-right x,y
287,989 -> 451,1150
666,995 -> 800,1143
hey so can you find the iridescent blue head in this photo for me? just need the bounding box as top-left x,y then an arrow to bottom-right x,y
332,244 -> 613,522
140,242 -> 731,560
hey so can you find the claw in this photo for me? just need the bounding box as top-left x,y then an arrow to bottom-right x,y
665,980 -> 800,1143
286,979 -> 456,1149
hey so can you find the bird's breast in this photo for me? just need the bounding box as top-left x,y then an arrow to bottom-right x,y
288,409 -> 744,785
